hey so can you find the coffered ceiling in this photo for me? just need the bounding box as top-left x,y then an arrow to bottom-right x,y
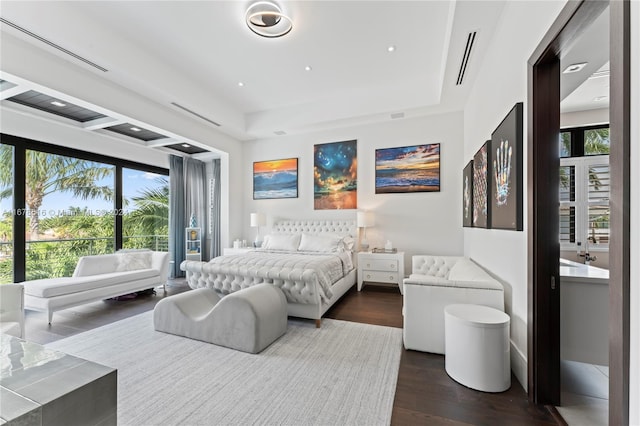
1,1 -> 507,147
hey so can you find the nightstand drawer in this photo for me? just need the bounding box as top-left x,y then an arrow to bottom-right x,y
361,259 -> 398,272
362,270 -> 399,284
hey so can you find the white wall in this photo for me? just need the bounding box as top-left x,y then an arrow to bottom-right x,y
241,112 -> 465,273
629,1 -> 639,423
463,0 -> 567,391
560,107 -> 609,128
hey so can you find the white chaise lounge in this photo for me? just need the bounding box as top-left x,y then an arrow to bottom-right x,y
402,255 -> 504,354
22,251 -> 170,324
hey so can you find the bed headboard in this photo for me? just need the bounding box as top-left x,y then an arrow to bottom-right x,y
271,219 -> 356,236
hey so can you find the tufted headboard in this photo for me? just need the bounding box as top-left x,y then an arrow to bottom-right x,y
271,219 -> 356,236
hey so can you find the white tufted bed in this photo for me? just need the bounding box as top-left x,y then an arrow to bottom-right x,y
180,220 -> 357,327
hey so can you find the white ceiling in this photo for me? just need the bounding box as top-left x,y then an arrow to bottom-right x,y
560,5 -> 609,114
0,1 -> 507,143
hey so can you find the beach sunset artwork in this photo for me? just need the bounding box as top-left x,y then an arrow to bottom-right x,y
375,144 -> 440,194
314,140 -> 357,210
253,158 -> 298,199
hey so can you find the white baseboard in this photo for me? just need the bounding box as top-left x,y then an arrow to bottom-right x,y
511,339 -> 528,392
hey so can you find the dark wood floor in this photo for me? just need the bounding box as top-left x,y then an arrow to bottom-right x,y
24,281 -> 559,425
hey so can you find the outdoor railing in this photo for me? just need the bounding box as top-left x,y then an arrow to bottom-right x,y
0,235 -> 168,282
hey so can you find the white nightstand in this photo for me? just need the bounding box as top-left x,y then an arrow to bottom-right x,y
223,247 -> 254,256
357,251 -> 405,294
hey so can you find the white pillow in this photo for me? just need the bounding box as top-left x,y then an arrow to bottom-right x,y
262,234 -> 301,251
298,233 -> 344,252
116,252 -> 152,271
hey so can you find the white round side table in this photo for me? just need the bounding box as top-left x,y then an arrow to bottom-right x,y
444,303 -> 511,392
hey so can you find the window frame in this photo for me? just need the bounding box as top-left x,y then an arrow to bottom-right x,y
0,133 -> 168,282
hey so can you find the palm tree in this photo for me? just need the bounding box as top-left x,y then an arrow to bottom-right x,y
125,178 -> 169,249
0,146 -> 114,240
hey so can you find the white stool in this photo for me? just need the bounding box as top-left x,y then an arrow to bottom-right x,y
444,304 -> 511,392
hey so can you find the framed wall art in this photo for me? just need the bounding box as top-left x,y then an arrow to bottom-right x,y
253,158 -> 298,200
313,140 -> 357,210
472,141 -> 490,228
462,160 -> 473,227
375,143 -> 440,194
490,102 -> 523,231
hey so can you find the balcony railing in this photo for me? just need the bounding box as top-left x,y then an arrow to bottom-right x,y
0,235 -> 168,283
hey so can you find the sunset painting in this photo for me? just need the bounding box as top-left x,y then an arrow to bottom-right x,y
253,158 -> 298,199
375,143 -> 440,193
314,140 -> 357,210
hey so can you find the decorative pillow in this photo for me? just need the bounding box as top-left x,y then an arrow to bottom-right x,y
116,252 -> 152,271
261,234 -> 301,251
298,233 -> 344,252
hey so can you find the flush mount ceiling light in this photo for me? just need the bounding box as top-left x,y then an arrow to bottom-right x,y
245,1 -> 292,38
562,62 -> 588,74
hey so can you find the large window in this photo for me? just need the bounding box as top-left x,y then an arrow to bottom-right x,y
0,144 -> 14,284
0,134 -> 169,283
122,168 -> 168,251
559,125 -> 610,251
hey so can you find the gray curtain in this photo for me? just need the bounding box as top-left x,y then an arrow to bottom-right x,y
184,157 -> 208,260
169,155 -> 185,278
210,159 -> 221,258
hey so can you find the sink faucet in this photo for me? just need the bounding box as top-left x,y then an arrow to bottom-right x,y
578,238 -> 597,265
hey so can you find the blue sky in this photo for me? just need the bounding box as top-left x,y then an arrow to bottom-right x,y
0,169 -> 166,218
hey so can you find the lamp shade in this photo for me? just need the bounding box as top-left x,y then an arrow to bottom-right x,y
356,211 -> 375,228
250,212 -> 266,227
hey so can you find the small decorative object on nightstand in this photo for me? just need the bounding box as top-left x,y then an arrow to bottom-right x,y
357,251 -> 405,294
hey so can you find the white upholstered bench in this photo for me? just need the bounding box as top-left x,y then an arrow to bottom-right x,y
153,284 -> 287,354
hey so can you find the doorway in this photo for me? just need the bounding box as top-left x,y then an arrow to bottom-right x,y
527,1 -> 630,425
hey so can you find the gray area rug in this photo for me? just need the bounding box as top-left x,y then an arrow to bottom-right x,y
47,311 -> 402,426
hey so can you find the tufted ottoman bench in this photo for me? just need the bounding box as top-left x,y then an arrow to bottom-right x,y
153,284 -> 287,353
402,255 -> 504,354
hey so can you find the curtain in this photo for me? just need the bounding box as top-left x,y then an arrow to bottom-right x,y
184,157 -> 208,260
169,155 -> 185,278
210,159 -> 221,258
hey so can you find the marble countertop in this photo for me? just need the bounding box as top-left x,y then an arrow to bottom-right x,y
559,258 -> 609,284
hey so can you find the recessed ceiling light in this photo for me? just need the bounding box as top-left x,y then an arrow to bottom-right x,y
238,82 -> 244,87
50,101 -> 66,107
593,96 -> 608,102
387,45 -> 396,53
130,127 -> 141,132
562,62 -> 588,73
182,143 -> 191,148
304,65 -> 312,71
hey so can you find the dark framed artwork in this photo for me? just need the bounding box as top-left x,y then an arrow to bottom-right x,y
490,102 -> 523,230
462,160 -> 473,227
314,140 -> 357,209
472,141 -> 490,228
375,143 -> 440,194
253,158 -> 298,199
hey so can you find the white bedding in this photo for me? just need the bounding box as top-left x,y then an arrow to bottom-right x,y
181,249 -> 354,304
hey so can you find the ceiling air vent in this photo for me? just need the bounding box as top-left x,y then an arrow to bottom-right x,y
274,130 -> 287,136
171,102 -> 221,127
0,18 -> 108,72
390,112 -> 405,120
456,31 -> 477,86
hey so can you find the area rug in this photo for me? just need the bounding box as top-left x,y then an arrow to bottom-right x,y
47,311 -> 402,426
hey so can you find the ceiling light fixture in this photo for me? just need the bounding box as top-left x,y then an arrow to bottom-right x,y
562,62 -> 588,74
182,143 -> 191,148
245,1 -> 292,38
238,82 -> 245,87
304,65 -> 312,71
50,100 -> 66,107
387,45 -> 396,52
130,127 -> 141,132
